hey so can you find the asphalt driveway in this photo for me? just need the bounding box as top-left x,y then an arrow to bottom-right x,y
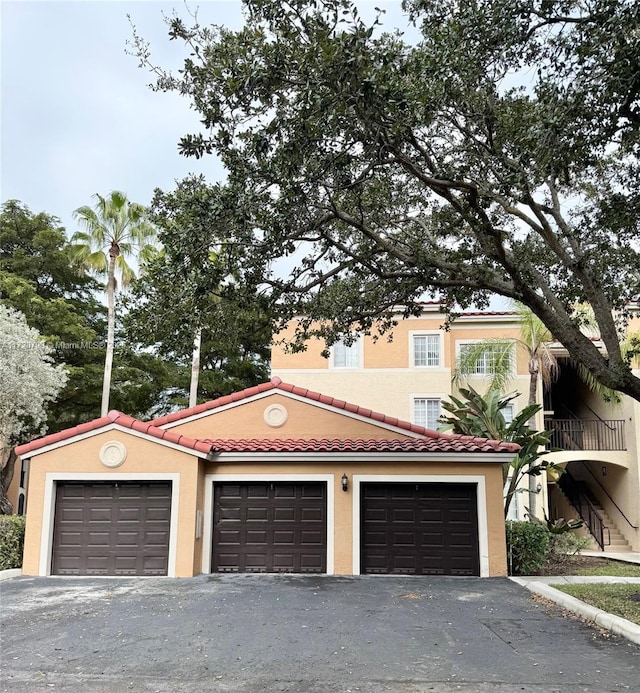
1,574 -> 638,692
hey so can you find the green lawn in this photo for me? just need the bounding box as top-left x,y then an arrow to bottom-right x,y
573,562 -> 640,578
552,584 -> 640,626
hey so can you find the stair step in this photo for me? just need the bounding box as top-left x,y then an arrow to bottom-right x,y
555,486 -> 632,552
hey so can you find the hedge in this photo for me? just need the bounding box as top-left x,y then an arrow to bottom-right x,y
506,520 -> 550,575
0,514 -> 26,570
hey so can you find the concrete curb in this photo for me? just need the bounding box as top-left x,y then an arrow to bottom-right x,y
511,577 -> 640,646
0,568 -> 22,582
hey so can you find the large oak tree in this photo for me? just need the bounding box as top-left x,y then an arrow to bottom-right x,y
133,0 -> 640,400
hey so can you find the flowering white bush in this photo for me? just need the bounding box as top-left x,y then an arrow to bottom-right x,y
0,305 -> 68,464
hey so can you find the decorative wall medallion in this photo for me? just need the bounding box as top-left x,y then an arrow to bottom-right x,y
99,440 -> 127,468
263,403 -> 288,428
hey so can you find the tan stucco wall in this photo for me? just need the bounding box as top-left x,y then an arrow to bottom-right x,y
204,458 -> 508,577
21,429 -> 201,578
168,393 -> 416,441
271,315 -> 532,425
272,315 -> 530,374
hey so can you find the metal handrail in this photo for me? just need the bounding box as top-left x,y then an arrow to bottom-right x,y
544,418 -> 626,451
558,470 -> 608,549
575,462 -> 639,530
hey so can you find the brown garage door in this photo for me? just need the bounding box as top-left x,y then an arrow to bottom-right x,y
212,482 -> 326,573
361,482 -> 479,576
52,482 -> 172,576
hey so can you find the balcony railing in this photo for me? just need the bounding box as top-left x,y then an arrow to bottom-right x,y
545,418 -> 626,451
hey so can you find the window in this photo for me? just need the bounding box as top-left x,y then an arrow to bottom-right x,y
332,338 -> 360,368
412,334 -> 441,367
502,404 -> 514,425
458,343 -> 512,375
413,398 -> 442,430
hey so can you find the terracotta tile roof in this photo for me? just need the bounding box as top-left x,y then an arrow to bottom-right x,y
152,377 -> 433,436
14,410 -> 214,458
205,437 -> 518,454
150,379 -> 279,427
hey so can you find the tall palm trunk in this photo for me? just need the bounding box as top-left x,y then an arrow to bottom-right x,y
189,328 -> 202,408
101,249 -> 117,416
528,358 -> 540,513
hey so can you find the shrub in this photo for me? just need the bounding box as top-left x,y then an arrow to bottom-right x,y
0,514 -> 26,570
548,532 -> 591,563
506,520 -> 550,575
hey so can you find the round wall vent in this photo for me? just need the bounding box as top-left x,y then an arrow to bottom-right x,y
263,403 -> 288,428
99,440 -> 127,468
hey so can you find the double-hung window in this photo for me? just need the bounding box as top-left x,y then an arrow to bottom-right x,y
458,342 -> 512,375
412,334 -> 441,367
413,397 -> 442,430
332,337 -> 361,368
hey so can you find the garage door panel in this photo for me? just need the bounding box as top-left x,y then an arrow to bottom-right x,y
118,508 -> 141,522
57,531 -> 82,547
220,506 -> 241,521
212,482 -> 326,573
246,530 -> 268,544
89,507 -> 112,522
301,508 -> 323,522
218,530 -> 241,544
361,483 -> 479,576
247,507 -> 269,521
274,485 -> 295,499
300,530 -> 324,545
115,531 -> 140,546
273,507 -> 295,521
52,482 -> 171,576
301,485 -> 324,499
421,531 -> 444,547
421,508 -> 443,522
273,530 -> 295,544
247,484 -> 269,498
87,531 -> 111,546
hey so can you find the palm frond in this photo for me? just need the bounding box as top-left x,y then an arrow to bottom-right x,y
453,339 -> 514,392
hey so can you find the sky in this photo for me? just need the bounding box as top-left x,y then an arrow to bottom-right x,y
1,0 -> 246,236
1,0 -> 413,239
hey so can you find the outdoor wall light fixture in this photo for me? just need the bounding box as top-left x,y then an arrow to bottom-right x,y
602,466 -> 607,476
341,474 -> 349,492
536,482 -> 542,493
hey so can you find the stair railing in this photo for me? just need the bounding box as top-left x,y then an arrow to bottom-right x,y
573,463 -> 638,530
558,469 -> 609,549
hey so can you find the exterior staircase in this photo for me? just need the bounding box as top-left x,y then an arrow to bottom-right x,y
554,484 -> 632,552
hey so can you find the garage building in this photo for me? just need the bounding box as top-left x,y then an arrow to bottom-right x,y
15,378 -> 517,578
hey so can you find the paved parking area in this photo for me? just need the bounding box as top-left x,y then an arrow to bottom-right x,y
1,574 -> 638,692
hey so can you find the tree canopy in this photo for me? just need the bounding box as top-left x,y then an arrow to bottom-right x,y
124,176 -> 272,404
133,0 -> 640,400
0,200 -> 107,430
0,305 -> 68,512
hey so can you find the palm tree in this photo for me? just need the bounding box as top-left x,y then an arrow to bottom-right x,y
439,386 -> 554,517
453,303 -> 558,407
71,191 -> 157,416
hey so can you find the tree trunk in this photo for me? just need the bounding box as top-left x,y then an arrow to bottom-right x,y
528,364 -> 539,514
0,448 -> 17,515
189,328 -> 202,408
101,256 -> 117,417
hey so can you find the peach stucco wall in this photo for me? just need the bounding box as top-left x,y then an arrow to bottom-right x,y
21,429 -> 201,578
167,393 -> 415,441
271,315 -> 532,425
271,315 -> 529,374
